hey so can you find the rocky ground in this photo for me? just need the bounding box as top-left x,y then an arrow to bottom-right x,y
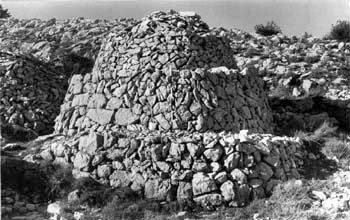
1,11 -> 350,220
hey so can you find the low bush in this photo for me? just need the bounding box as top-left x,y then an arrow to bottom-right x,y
102,190 -> 148,220
0,4 -> 11,19
255,21 -> 282,36
46,164 -> 74,201
323,137 -> 350,168
327,20 -> 350,42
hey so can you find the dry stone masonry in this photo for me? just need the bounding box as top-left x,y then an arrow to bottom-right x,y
43,130 -> 304,209
54,11 -> 273,135
42,11 -> 306,209
0,52 -> 67,135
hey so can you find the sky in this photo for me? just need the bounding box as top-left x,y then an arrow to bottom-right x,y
2,0 -> 350,37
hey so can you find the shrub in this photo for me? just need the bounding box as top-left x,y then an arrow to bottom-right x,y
323,138 -> 350,162
46,165 -> 74,201
0,4 -> 11,18
328,20 -> 350,42
102,190 -> 146,220
254,21 -> 282,36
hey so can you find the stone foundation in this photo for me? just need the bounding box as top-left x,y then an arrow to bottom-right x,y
42,130 -> 304,209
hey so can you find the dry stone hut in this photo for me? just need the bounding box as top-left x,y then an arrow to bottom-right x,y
42,11 -> 306,209
54,11 -> 273,135
0,52 -> 67,136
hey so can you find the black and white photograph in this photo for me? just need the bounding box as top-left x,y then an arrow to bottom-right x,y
1,0 -> 349,219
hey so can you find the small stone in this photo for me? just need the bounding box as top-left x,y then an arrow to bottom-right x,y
112,161 -> 125,170
220,180 -> 236,202
177,182 -> 193,201
254,162 -> 273,182
192,173 -> 218,196
73,152 -> 91,171
214,171 -> 228,184
154,114 -> 171,130
230,169 -> 247,184
97,164 -> 112,178
109,170 -> 131,188
79,132 -> 104,155
248,179 -> 263,188
40,149 -> 54,161
47,202 -> 62,215
193,193 -> 223,209
131,173 -> 145,192
74,211 -> 85,220
92,154 -> 104,166
203,145 -> 223,162
156,161 -> 171,173
114,108 -> 139,125
237,130 -> 251,142
224,152 -> 240,171
192,161 -> 210,172
68,190 -> 81,204
144,179 -> 172,201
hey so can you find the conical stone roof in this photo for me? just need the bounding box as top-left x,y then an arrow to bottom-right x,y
54,11 -> 273,135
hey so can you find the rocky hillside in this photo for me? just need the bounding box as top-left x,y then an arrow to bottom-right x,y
0,17 -> 136,75
1,10 -> 350,220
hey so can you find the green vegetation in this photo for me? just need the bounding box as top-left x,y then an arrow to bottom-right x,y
254,21 -> 282,36
0,4 -> 11,19
327,20 -> 350,42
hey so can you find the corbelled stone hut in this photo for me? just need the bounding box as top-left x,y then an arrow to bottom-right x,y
54,11 -> 273,135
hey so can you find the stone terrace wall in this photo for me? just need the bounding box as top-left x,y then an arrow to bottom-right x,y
0,52 -> 67,135
43,130 -> 304,209
54,11 -> 273,135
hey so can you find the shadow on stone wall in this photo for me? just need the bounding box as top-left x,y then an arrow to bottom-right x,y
270,96 -> 349,136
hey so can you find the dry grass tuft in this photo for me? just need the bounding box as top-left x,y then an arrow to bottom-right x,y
294,121 -> 337,143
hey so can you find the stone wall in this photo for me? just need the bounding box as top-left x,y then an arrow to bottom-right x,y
0,52 -> 67,135
43,130 -> 304,209
55,67 -> 273,135
54,11 -> 273,135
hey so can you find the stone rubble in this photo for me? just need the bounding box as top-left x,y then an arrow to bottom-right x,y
225,30 -> 350,130
0,52 -> 67,136
226,31 -> 350,100
1,188 -> 46,220
0,17 -> 136,76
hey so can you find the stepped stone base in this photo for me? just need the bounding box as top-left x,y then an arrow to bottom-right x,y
41,130 -> 305,208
